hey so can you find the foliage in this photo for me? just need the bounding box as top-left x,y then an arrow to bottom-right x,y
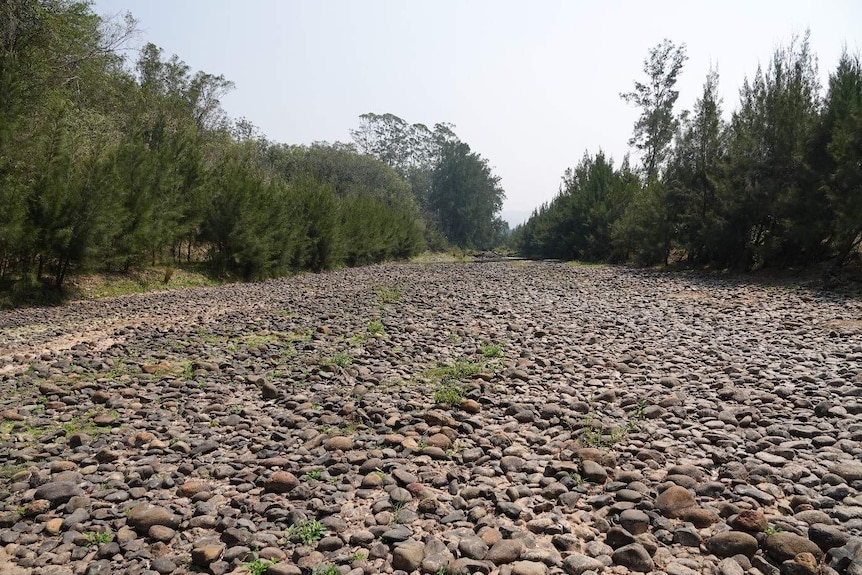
83,531 -> 113,545
620,39 -> 689,180
481,343 -> 502,358
425,359 -> 483,381
0,3 -> 429,304
433,381 -> 466,406
430,141 -> 507,249
285,519 -> 326,546
517,34 -> 862,271
241,558 -> 275,575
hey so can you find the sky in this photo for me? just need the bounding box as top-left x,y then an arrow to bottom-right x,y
93,0 -> 862,227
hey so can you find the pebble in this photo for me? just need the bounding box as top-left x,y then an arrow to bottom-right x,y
0,262 -> 858,575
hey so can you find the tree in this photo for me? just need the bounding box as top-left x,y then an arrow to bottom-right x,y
621,39 -> 688,180
664,68 -> 726,262
429,141 -> 505,249
819,50 -> 862,265
719,32 -> 823,268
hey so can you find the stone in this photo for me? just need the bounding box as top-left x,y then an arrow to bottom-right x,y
717,558 -> 745,575
148,525 -> 176,542
655,485 -> 695,518
809,523 -> 850,552
731,509 -> 767,532
562,555 -> 605,575
127,504 -> 180,534
459,536 -> 489,560
707,531 -> 760,558
487,539 -> 524,564
765,532 -> 823,563
324,435 -> 354,451
679,506 -> 720,527
511,560 -> 548,575
265,471 -> 299,493
612,543 -> 655,572
392,539 -> 425,572
581,459 -> 607,483
620,509 -> 650,535
831,463 -> 862,483
500,456 -> 525,473
33,481 -> 83,506
191,543 -> 225,567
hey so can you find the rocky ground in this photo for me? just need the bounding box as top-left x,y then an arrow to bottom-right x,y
0,261 -> 861,575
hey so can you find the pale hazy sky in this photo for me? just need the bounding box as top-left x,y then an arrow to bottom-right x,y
94,0 -> 861,226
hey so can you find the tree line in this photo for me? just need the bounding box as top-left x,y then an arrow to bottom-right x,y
514,34 -> 861,271
0,0 -> 507,301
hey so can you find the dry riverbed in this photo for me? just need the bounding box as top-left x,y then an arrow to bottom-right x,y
0,261 -> 860,575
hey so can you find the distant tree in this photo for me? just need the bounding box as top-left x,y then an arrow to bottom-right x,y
664,68 -> 726,262
429,141 -> 505,249
720,32 -> 823,268
621,39 -> 688,180
817,50 -> 862,266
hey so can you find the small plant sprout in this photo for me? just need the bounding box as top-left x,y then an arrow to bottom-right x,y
481,343 -> 502,358
241,557 -> 275,575
629,399 -> 648,419
326,353 -> 353,368
303,468 -> 322,481
285,519 -> 326,546
433,381 -> 465,406
84,531 -> 113,545
367,319 -> 385,335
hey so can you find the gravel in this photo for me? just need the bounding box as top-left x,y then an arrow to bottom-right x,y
1,261 -> 861,575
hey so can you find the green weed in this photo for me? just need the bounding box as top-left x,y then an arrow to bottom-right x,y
303,469 -> 322,481
84,531 -> 113,545
372,284 -> 402,304
324,353 -> 353,368
481,343 -> 502,358
241,557 -> 275,575
433,382 -> 465,406
285,519 -> 326,546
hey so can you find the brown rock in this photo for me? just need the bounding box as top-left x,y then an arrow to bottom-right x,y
487,539 -> 524,564
731,509 -> 768,532
148,525 -> 176,542
427,433 -> 452,449
679,506 -> 720,527
324,435 -> 354,451
764,532 -> 823,563
265,471 -> 299,493
177,480 -> 211,498
33,481 -> 83,507
127,504 -> 180,535
512,560 -> 548,575
655,485 -> 696,518
707,531 -> 759,558
191,543 -> 224,567
44,518 -> 64,535
392,540 -> 425,572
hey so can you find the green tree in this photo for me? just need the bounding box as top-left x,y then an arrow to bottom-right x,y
621,39 -> 688,180
818,50 -> 862,265
664,68 -> 726,263
429,141 -> 505,249
719,32 -> 822,268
